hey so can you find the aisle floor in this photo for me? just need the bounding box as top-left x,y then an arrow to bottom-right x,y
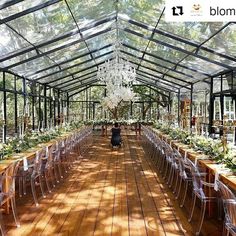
5,131 -> 221,236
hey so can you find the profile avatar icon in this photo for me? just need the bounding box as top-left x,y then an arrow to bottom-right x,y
193,4 -> 201,11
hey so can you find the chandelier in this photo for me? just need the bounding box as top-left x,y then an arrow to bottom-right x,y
97,41 -> 136,109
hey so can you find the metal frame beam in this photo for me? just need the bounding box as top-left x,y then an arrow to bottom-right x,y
69,79 -> 98,97
35,50 -> 113,81
129,59 -> 191,88
121,49 -> 196,81
122,27 -> 234,70
44,58 -> 112,85
54,70 -> 97,88
122,43 -> 211,77
60,75 -> 97,91
0,0 -> 62,24
66,77 -> 97,92
136,77 -> 177,94
0,15 -> 115,63
136,75 -> 178,93
137,71 -> 180,90
120,16 -> 235,63
0,0 -> 24,10
24,44 -> 111,77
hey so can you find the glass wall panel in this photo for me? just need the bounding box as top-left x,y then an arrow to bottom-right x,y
5,73 -> 14,91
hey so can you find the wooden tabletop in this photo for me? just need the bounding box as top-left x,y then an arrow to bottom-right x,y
0,131 -> 73,173
153,128 -> 236,190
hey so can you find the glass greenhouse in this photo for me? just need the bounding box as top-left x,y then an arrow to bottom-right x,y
0,1 -> 235,235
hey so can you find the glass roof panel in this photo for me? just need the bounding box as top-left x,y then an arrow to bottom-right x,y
158,20 -> 226,44
67,0 -> 115,28
65,77 -> 96,91
71,67 -> 98,79
86,30 -> 116,51
47,42 -> 88,64
7,1 -> 76,45
118,0 -> 165,27
119,30 -> 149,51
146,41 -> 188,63
0,24 -> 31,58
119,19 -> 152,38
95,54 -> 112,65
11,56 -> 56,77
121,45 -> 143,58
138,67 -> 163,78
92,46 -> 112,58
29,66 -> 61,80
176,67 -> 207,81
167,71 -> 192,82
39,32 -> 81,53
58,73 -> 97,88
0,50 -> 37,68
0,0 -> 47,18
140,60 -> 167,74
81,20 -> 115,38
120,53 -> 140,65
138,70 -> 177,87
198,49 -> 236,68
143,54 -> 174,69
180,56 -> 226,75
60,55 -> 92,69
203,23 -> 236,58
40,70 -> 71,83
67,60 -> 95,74
153,33 -> 196,52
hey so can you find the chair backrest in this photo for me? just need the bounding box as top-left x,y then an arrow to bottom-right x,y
186,159 -> 205,197
32,148 -> 45,175
2,160 -> 21,194
224,200 -> 236,227
217,180 -> 236,201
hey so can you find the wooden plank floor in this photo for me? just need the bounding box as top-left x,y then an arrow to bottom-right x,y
4,131 -> 222,236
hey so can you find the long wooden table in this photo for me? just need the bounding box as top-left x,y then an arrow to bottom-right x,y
152,128 -> 236,191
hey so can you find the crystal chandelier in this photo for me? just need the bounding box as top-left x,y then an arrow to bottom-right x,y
97,41 -> 136,109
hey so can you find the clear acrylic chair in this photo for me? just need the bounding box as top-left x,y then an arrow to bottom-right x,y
217,180 -> 236,236
187,159 -> 217,236
31,148 -> 47,206
0,160 -> 21,235
173,148 -> 192,206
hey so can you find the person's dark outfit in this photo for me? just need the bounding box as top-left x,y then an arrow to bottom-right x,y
111,127 -> 121,147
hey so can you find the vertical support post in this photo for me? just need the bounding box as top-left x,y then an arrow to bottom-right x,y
130,101 -> 133,118
23,77 -> 26,133
178,89 -> 180,127
38,87 -> 41,130
93,102 -> 95,120
168,92 -> 171,113
67,93 -> 69,123
85,87 -> 88,121
49,89 -> 52,128
32,93 -> 35,130
2,72 -> 6,143
190,84 -> 193,131
209,77 -> 214,135
57,90 -> 60,125
14,76 -> 18,134
142,102 -> 145,120
44,85 -> 47,129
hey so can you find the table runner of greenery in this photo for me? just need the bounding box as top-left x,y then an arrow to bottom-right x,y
0,121 -> 84,160
152,122 -> 236,172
